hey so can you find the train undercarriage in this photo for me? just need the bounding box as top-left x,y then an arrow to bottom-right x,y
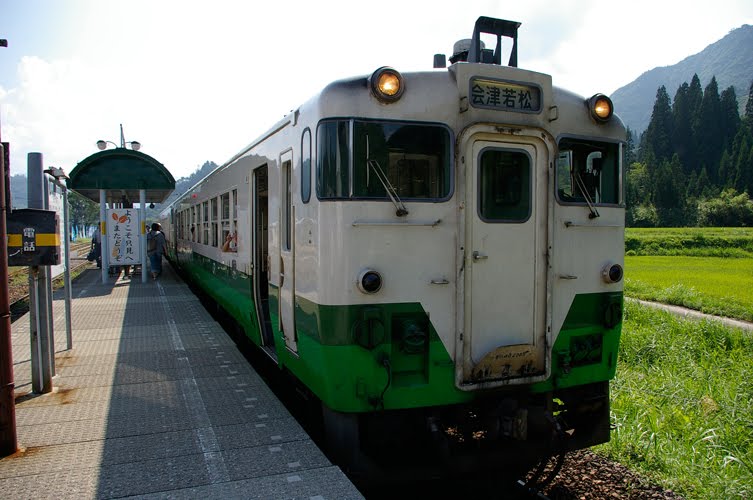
322,381 -> 611,480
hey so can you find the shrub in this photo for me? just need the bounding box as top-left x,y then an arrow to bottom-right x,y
630,203 -> 660,227
697,189 -> 753,227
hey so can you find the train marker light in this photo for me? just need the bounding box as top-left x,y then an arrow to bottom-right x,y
602,263 -> 623,284
358,269 -> 383,294
370,67 -> 404,103
588,94 -> 614,122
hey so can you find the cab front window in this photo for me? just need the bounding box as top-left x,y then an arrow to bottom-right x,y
317,119 -> 452,201
557,139 -> 622,206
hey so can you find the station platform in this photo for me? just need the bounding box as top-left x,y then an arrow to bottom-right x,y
0,261 -> 363,499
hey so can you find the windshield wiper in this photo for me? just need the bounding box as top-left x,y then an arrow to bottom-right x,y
573,171 -> 600,219
368,159 -> 408,217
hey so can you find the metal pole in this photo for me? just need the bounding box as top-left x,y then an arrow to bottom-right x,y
29,267 -> 43,392
28,153 -> 52,393
140,189 -> 146,283
0,142 -> 18,456
42,176 -> 55,377
100,190 -> 107,284
53,178 -> 73,350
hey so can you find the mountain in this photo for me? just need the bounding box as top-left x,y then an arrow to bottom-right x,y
611,24 -> 753,134
159,161 -> 219,208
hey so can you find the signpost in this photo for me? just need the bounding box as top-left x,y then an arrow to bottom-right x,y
106,208 -> 141,267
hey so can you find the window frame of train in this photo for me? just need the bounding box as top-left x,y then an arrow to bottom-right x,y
316,119 -> 453,202
477,147 -> 532,223
301,128 -> 312,203
202,200 -> 209,244
220,191 -> 231,246
190,206 -> 196,242
211,197 -> 219,247
555,137 -> 624,207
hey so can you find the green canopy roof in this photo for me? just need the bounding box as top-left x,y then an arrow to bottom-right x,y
67,148 -> 175,204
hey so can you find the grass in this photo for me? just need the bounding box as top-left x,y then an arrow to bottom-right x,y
625,227 -> 753,258
597,301 -> 753,499
625,255 -> 753,322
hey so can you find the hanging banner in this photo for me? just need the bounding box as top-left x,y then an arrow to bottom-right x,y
107,208 -> 140,265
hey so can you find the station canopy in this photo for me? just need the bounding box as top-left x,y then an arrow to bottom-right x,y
67,148 -> 175,204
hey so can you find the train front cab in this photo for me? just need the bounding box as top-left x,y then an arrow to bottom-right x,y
319,121 -> 623,477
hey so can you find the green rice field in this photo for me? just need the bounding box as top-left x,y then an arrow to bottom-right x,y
624,256 -> 753,322
624,228 -> 753,322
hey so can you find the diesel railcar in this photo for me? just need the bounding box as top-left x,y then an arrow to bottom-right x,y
161,16 -> 626,477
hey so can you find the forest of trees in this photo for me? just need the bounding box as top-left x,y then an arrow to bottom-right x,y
628,74 -> 753,227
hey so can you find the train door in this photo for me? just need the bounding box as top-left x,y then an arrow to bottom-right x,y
461,135 -> 549,386
253,165 -> 275,354
278,151 -> 297,353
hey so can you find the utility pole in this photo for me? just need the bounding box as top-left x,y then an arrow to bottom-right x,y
1,32 -> 19,457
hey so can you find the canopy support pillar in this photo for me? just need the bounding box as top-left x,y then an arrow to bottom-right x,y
140,189 -> 147,283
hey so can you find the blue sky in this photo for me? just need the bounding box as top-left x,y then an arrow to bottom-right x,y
2,0 -> 753,180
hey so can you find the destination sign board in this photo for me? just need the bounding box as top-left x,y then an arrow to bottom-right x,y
469,78 -> 541,113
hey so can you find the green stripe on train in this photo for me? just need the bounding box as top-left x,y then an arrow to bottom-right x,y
532,292 -> 623,393
177,253 -> 621,411
285,293 -> 471,411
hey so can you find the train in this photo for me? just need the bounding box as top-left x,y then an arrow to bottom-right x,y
161,16 -> 626,480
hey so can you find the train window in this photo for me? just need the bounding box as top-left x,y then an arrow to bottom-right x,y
478,149 -> 531,222
317,119 -> 452,200
282,159 -> 292,251
301,129 -> 312,203
221,193 -> 230,220
232,189 -> 238,251
353,121 -> 451,200
220,192 -> 233,251
557,139 -> 622,206
190,206 -> 196,241
317,121 -> 350,198
202,201 -> 209,244
211,198 -> 219,247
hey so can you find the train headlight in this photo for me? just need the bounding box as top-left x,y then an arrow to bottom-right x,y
358,269 -> 383,294
588,94 -> 614,122
370,67 -> 404,103
602,263 -> 623,284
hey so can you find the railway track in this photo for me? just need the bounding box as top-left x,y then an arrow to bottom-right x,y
7,240 -> 93,318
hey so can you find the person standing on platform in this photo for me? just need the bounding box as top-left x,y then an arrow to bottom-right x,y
92,225 -> 102,268
146,223 -> 166,280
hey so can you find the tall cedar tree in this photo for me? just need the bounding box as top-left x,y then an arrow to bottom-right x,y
696,77 -> 723,183
728,81 -> 753,195
625,127 -> 637,166
733,137 -> 752,193
686,74 -> 705,174
672,82 -> 695,176
720,86 -> 741,151
641,86 -> 674,166
653,154 -> 685,226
